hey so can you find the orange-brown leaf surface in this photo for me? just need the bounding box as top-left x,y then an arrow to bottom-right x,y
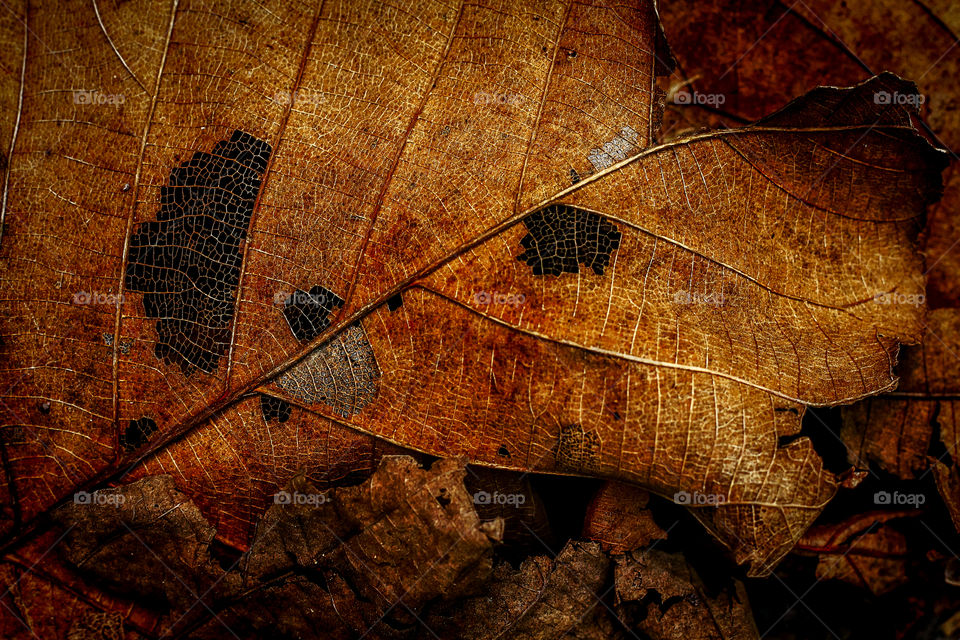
0,1 -> 950,623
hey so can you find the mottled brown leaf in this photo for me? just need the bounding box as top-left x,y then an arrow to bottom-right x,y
428,540 -> 612,640
0,0 -> 948,592
614,548 -> 759,639
49,457 -> 502,638
795,511 -> 914,596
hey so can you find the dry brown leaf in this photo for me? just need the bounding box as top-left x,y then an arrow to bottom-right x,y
795,511 -> 915,596
659,0 -> 960,307
614,548 -> 759,639
0,0 -> 948,584
264,72 -> 945,574
427,540 -> 613,640
582,481 -> 666,555
840,309 -> 960,529
121,394 -> 417,548
48,456 -> 501,638
659,0 -> 960,537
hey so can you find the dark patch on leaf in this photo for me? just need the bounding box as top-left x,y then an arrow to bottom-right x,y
121,417 -> 157,452
570,167 -> 580,184
282,285 -> 344,342
259,394 -> 291,424
497,445 -> 511,458
386,292 -> 404,311
517,205 -> 621,277
555,424 -> 601,474
124,130 -> 271,375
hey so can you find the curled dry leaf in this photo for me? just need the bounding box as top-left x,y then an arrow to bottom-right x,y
0,0 -> 949,593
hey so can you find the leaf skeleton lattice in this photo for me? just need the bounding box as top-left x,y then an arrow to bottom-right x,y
124,130 -> 272,376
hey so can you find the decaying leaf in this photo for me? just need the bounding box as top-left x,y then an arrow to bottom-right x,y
659,0 -> 960,562
121,394 -> 418,547
659,0 -> 960,308
50,456 -> 502,638
582,481 -> 666,555
840,309 -> 960,529
0,0 -> 957,636
795,511 -> 914,596
265,73 -> 947,574
429,540 -> 613,640
614,548 -> 759,639
0,553 -> 153,640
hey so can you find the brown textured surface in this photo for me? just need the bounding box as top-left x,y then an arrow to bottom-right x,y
0,2 -> 954,635
582,481 -> 665,554
659,0 -> 960,308
840,309 -> 960,530
796,511 -> 914,596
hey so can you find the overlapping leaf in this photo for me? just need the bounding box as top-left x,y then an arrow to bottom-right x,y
0,0 -> 948,585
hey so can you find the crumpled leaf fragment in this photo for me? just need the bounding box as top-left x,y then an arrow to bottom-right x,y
51,475 -> 227,612
426,540 -> 612,640
463,466 -> 554,549
51,456 -> 502,639
614,548 -> 759,639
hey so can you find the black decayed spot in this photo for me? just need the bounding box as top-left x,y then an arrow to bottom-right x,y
386,293 -> 403,311
283,285 -> 344,343
125,130 -> 272,375
121,417 -> 157,452
260,394 -> 291,423
517,204 -> 621,276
